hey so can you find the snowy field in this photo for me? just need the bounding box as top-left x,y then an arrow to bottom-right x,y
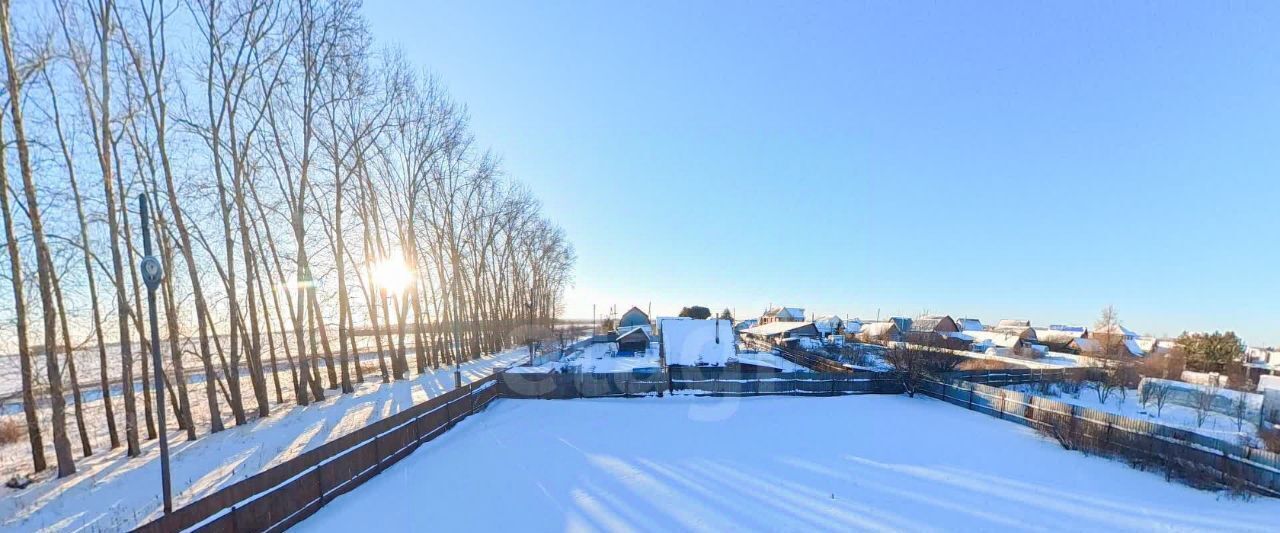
0,345 -> 531,532
1005,382 -> 1264,447
298,395 -> 1280,532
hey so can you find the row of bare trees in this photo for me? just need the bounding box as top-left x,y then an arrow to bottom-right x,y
1,0 -> 573,479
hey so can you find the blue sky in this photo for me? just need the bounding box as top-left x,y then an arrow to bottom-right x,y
364,1 -> 1280,346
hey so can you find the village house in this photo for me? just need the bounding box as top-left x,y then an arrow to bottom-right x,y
760,306 -> 805,325
856,320 -> 900,343
956,318 -> 985,332
814,315 -> 844,336
741,321 -> 822,348
618,306 -> 653,332
904,315 -> 966,348
967,328 -> 1039,358
1032,327 -> 1087,353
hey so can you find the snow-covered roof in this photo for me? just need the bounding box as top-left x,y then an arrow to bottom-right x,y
858,321 -> 898,337
1049,324 -> 1086,332
615,327 -> 649,343
662,319 -> 735,366
1093,324 -> 1139,339
945,332 -> 974,342
762,307 -> 805,321
1134,337 -> 1178,355
1123,338 -> 1146,357
965,330 -> 1025,348
1071,337 -> 1101,353
996,319 -> 1031,329
992,325 -> 1037,340
909,315 -> 954,333
1033,328 -> 1085,345
742,321 -> 819,337
956,318 -> 985,331
814,315 -> 843,333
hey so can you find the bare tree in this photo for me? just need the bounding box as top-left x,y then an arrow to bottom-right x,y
1193,382 -> 1219,428
1,0 -> 75,475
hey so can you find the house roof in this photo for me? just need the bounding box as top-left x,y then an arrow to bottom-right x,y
742,321 -> 820,337
618,306 -> 651,327
814,315 -> 843,333
858,321 -> 899,337
615,327 -> 649,343
662,319 -> 735,366
956,318 -> 985,331
996,319 -> 1031,329
762,307 -> 805,320
1093,324 -> 1139,338
1071,337 -> 1101,353
909,315 -> 955,333
1033,328 -> 1085,345
993,326 -> 1037,340
1123,338 -> 1146,357
965,330 -> 1026,348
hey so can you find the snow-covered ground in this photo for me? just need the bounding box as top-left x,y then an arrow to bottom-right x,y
729,351 -> 809,372
298,395 -> 1280,532
1005,382 -> 1263,447
0,345 -> 531,532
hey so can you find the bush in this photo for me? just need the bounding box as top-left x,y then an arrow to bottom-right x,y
0,417 -> 24,445
1261,426 -> 1280,453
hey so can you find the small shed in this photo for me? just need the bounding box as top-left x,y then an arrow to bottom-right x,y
615,327 -> 650,355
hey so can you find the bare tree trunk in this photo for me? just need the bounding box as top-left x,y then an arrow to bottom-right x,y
52,269 -> 92,457
45,70 -> 121,449
0,0 -> 75,475
0,104 -> 45,472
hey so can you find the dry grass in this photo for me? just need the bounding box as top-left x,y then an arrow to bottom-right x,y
1261,426 -> 1280,453
0,418 -> 25,445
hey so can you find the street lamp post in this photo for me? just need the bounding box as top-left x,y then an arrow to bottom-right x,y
137,195 -> 172,514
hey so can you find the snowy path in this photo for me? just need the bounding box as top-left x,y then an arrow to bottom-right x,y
0,346 -> 532,532
300,395 -> 1280,532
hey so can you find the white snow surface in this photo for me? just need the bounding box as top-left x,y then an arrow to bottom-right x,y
661,320 -> 735,367
0,346 -> 532,532
1006,382 -> 1263,446
297,395 -> 1280,532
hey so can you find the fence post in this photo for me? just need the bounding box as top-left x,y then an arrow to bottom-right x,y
968,385 -> 975,410
998,391 -> 1006,419
316,465 -> 326,506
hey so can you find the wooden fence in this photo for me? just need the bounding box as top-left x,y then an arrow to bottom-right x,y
134,375 -> 499,533
922,377 -> 1280,497
498,368 -> 904,399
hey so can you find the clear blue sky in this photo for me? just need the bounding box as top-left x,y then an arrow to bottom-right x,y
364,1 -> 1280,346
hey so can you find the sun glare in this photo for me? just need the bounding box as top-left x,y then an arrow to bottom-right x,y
370,257 -> 414,297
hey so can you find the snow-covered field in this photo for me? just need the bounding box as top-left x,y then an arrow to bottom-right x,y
298,395 -> 1280,532
0,345 -> 531,532
1005,382 -> 1263,446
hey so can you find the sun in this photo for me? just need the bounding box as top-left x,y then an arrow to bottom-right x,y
370,257 -> 414,297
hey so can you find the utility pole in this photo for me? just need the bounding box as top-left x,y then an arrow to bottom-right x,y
528,300 -> 535,365
137,194 -> 171,514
